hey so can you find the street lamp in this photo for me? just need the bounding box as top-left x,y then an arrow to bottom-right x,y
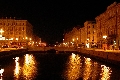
86,38 -> 89,48
0,29 -> 4,35
72,39 -> 74,42
103,35 -> 107,39
103,35 -> 107,50
77,38 -> 78,47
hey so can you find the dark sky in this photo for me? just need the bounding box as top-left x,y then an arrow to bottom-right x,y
0,0 -> 119,44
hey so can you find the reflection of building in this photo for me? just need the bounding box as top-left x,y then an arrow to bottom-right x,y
0,18 -> 33,47
95,2 -> 120,49
84,21 -> 97,48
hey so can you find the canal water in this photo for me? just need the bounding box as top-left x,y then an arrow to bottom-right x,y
0,52 -> 120,80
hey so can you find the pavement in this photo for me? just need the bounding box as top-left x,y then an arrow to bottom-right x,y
86,48 -> 120,53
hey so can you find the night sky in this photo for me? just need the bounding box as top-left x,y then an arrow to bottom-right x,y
0,0 -> 119,44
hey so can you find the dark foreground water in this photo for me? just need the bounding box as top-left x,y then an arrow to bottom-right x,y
0,52 -> 120,80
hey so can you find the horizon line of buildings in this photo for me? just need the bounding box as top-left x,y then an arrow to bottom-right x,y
63,2 -> 120,49
0,17 -> 46,47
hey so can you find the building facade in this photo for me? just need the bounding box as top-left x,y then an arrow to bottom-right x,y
0,18 -> 33,47
64,21 -> 97,48
64,27 -> 81,47
95,2 -> 120,49
84,21 -> 97,48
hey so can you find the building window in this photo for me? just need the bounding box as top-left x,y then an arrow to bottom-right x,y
89,31 -> 90,34
19,32 -> 21,34
19,27 -> 21,31
23,27 -> 24,30
93,36 -> 94,41
10,32 -> 13,34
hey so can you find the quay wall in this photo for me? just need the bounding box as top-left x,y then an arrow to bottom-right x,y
79,48 -> 120,65
0,49 -> 27,58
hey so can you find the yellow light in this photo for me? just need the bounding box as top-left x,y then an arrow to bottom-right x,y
26,37 -> 28,39
87,38 -> 89,40
14,57 -> 20,78
73,39 -> 74,42
103,35 -> 107,39
0,69 -> 4,76
72,53 -> 76,59
30,38 -> 32,41
77,38 -> 78,40
0,29 -> 4,35
16,38 -> 18,40
100,65 -> 112,80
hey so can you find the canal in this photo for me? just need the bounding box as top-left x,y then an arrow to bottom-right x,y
0,52 -> 120,80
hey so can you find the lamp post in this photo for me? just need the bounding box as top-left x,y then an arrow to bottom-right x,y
72,39 -> 74,47
63,39 -> 64,47
0,29 -> 4,35
0,29 -> 4,47
86,38 -> 89,48
103,35 -> 107,50
77,38 -> 78,47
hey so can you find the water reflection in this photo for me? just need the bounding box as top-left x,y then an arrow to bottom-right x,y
14,54 -> 37,80
63,53 -> 113,80
0,68 -> 4,80
64,53 -> 82,80
100,65 -> 112,80
83,57 -> 92,79
14,57 -> 20,79
22,54 -> 37,80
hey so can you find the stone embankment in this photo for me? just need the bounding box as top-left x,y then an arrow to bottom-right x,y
78,48 -> 120,66
0,48 -> 27,58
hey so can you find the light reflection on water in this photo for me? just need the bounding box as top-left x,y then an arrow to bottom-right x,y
63,53 -> 113,80
100,65 -> 112,80
64,53 -> 82,80
14,57 -> 20,79
14,54 -> 37,80
0,52 -> 119,79
83,57 -> 92,80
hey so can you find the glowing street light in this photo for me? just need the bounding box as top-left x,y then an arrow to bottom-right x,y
103,35 -> 107,39
72,39 -> 74,42
29,38 -> 32,41
16,38 -> 18,41
87,38 -> 89,41
77,38 -> 78,40
26,37 -> 28,39
103,35 -> 107,50
0,29 -> 4,35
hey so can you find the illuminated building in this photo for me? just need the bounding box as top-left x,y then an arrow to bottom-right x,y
79,27 -> 86,47
95,2 -> 120,49
64,22 -> 97,48
84,21 -> 97,48
64,26 -> 81,47
0,17 -> 33,47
